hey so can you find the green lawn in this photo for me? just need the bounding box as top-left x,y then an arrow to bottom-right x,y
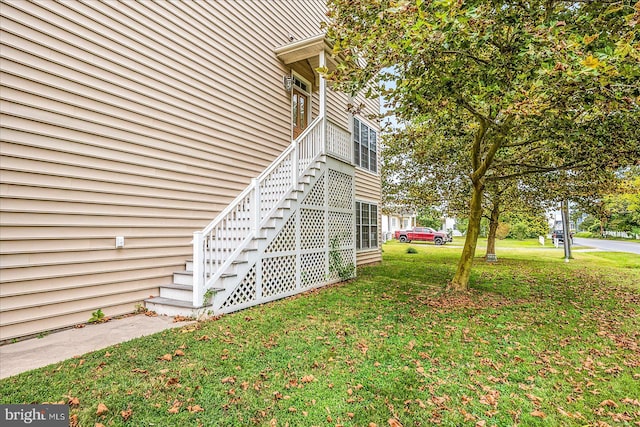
2,241 -> 639,426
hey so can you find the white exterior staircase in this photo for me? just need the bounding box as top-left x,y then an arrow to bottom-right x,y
145,117 -> 355,318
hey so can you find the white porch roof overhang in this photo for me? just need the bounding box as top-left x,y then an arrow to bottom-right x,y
274,33 -> 340,73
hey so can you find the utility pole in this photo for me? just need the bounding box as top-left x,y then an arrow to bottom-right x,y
561,200 -> 572,262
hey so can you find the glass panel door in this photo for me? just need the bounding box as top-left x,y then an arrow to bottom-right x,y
292,88 -> 309,139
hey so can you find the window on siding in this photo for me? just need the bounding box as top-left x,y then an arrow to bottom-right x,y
293,77 -> 308,92
353,117 -> 378,173
356,202 -> 378,250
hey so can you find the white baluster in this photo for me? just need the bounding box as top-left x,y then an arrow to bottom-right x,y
251,181 -> 260,233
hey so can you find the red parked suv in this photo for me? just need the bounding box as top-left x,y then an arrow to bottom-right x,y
394,227 -> 452,245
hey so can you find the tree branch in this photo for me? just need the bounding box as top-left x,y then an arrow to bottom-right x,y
473,115 -> 514,182
471,120 -> 488,172
502,136 -> 547,148
442,50 -> 491,65
486,160 -> 590,182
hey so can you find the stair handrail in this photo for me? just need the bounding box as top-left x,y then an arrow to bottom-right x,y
257,115 -> 323,182
193,115 -> 325,306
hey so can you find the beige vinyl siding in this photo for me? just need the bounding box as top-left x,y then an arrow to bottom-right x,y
0,0 -> 335,340
327,88 -> 350,129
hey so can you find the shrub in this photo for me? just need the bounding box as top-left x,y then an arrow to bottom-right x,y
574,231 -> 593,238
406,247 -> 418,254
509,222 -> 529,240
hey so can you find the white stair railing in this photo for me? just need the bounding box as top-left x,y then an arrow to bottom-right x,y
192,116 -> 326,307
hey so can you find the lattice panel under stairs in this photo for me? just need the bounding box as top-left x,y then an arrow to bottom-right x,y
302,173 -> 325,207
262,255 -> 296,297
301,251 -> 326,288
216,160 -> 356,314
265,215 -> 296,253
330,212 -> 354,246
300,208 -> 325,250
328,169 -> 353,209
221,265 -> 257,309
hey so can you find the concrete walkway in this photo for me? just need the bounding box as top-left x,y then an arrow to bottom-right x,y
0,314 -> 192,379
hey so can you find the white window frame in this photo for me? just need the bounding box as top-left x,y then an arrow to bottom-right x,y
355,201 -> 379,251
352,116 -> 378,174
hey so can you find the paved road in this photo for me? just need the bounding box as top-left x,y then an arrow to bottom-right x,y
573,237 -> 640,255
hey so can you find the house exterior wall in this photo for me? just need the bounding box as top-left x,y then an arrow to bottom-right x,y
0,0 -> 380,340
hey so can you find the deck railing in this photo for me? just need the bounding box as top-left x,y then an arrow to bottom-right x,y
326,119 -> 351,163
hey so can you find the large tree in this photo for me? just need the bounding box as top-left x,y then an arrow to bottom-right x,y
324,0 -> 640,290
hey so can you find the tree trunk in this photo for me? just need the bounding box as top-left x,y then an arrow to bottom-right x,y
486,201 -> 500,262
449,181 -> 484,290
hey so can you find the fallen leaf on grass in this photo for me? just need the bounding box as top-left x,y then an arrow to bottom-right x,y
221,376 -> 236,384
301,375 -> 315,383
600,399 -> 618,408
174,349 -> 185,357
168,400 -> 181,414
165,377 -> 180,387
196,335 -> 210,341
95,423 -> 105,427
68,396 -> 80,406
479,390 -> 499,408
357,340 -> 369,355
96,403 -> 108,416
525,393 -> 542,405
159,354 -> 172,362
388,418 -> 403,427
531,410 -> 546,418
131,368 -> 148,374
459,408 -> 475,421
187,405 -> 204,413
121,409 -> 132,421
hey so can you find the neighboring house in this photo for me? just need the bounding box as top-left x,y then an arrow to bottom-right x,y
381,210 -> 416,239
0,1 -> 381,340
444,217 -> 463,237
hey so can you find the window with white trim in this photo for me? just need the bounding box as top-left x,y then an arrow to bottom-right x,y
356,201 -> 378,250
353,117 -> 377,173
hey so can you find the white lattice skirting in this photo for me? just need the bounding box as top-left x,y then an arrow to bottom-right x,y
214,157 -> 355,313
